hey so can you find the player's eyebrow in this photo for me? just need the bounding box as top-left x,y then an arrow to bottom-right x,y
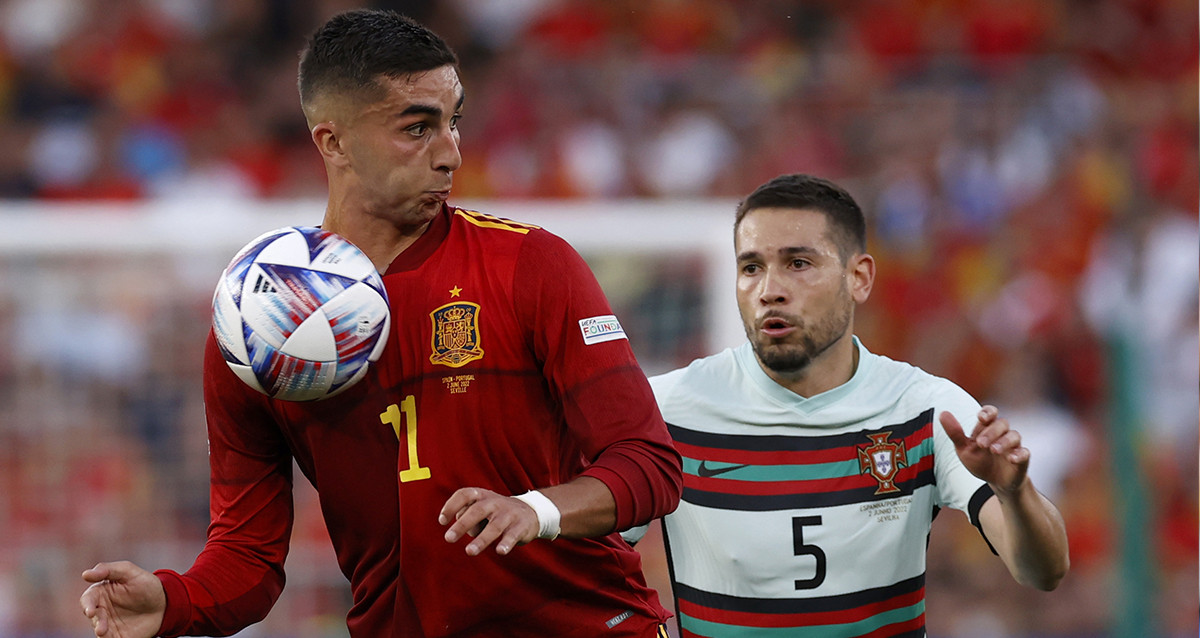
400,104 -> 440,118
399,91 -> 465,118
736,246 -> 821,262
736,249 -> 761,263
779,246 -> 823,257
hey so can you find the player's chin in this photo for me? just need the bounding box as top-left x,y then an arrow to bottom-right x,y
396,198 -> 444,227
754,342 -> 812,374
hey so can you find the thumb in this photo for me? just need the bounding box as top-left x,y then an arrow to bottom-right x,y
938,411 -> 970,449
83,561 -> 137,584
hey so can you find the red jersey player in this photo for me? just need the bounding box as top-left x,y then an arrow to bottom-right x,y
80,10 -> 682,638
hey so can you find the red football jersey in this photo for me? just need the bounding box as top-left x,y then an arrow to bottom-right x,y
156,206 -> 682,638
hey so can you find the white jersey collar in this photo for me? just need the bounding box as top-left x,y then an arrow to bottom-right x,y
733,336 -> 873,415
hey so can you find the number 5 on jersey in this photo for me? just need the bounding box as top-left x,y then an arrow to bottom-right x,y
381,396 -> 431,482
793,516 -> 826,589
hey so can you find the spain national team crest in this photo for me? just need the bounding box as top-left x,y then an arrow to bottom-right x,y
857,432 -> 908,495
429,302 -> 484,368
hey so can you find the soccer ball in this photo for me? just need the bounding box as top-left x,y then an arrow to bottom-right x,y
211,226 -> 390,401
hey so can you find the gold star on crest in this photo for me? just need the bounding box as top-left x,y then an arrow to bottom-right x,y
449,285 -> 462,298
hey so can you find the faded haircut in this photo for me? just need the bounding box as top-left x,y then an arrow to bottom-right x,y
734,173 -> 867,262
298,9 -> 458,117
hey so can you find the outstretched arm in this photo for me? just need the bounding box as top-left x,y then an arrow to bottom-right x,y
80,561 -> 166,638
940,406 -> 1070,590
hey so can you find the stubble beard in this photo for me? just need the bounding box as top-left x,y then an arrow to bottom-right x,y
748,297 -> 853,376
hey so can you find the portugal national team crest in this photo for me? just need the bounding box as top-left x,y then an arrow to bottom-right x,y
429,302 -> 484,368
857,432 -> 908,495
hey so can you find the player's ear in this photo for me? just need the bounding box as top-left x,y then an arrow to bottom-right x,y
849,252 -> 874,303
311,121 -> 349,168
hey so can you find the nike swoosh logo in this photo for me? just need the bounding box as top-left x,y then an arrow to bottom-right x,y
696,460 -> 749,478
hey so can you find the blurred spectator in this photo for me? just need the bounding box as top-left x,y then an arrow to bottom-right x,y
635,104 -> 735,197
985,344 -> 1092,502
1080,206 -> 1199,453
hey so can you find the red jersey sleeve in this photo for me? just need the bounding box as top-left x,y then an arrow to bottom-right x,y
154,332 -> 294,637
513,230 -> 682,531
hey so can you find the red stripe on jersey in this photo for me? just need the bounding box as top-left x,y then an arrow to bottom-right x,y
671,426 -> 934,467
677,585 -> 925,628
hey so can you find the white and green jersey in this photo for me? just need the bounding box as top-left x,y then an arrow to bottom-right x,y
649,338 -> 993,638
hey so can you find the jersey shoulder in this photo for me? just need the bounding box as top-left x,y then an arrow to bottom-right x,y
649,348 -> 745,418
862,346 -> 971,401
860,346 -> 980,418
451,207 -> 542,235
451,206 -> 581,259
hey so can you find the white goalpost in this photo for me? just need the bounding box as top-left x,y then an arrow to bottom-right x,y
0,198 -> 746,364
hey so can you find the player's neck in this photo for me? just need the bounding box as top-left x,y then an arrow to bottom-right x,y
766,333 -> 859,399
322,201 -> 432,273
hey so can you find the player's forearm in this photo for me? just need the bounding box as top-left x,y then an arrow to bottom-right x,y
992,478 -> 1070,590
156,549 -> 284,637
580,439 -> 683,530
540,476 -> 618,537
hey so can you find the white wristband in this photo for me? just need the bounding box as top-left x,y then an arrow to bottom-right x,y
513,490 -> 561,540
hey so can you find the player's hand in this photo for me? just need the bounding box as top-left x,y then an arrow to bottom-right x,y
80,561 -> 166,638
439,487 -> 540,556
940,406 -> 1029,496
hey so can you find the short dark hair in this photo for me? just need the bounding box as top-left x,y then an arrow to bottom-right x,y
734,173 -> 867,261
298,9 -> 458,111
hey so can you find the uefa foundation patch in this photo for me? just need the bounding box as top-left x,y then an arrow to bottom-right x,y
578,315 -> 627,345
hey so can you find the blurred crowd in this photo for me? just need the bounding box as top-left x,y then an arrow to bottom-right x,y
0,0 -> 1195,636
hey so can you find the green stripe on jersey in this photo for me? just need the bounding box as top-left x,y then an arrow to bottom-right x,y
679,600 -> 924,638
682,439 -> 935,482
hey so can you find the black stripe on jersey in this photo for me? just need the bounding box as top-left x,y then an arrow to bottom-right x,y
666,408 -> 935,452
663,520 -> 683,637
968,483 -> 998,555
673,574 -> 925,615
680,466 -> 936,511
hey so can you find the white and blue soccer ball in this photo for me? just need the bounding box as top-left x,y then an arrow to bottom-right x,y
211,226 -> 390,401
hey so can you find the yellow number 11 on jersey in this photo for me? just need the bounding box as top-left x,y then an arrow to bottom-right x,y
380,396 -> 431,482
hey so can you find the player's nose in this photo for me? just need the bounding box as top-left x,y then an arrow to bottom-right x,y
432,126 -> 462,173
757,268 -> 790,305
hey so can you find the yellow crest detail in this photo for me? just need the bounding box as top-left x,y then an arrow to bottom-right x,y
430,302 -> 484,368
